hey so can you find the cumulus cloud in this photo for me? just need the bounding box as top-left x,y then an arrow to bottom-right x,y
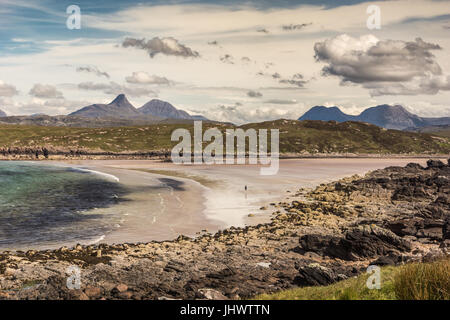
20,98 -> 82,115
199,104 -> 298,125
76,65 -> 110,78
0,96 -> 87,116
125,71 -> 172,85
247,90 -> 263,98
122,37 -> 199,58
29,84 -> 63,99
314,34 -> 450,95
365,75 -> 450,96
78,81 -> 157,97
0,81 -> 18,97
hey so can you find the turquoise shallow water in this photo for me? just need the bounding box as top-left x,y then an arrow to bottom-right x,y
0,162 -> 128,250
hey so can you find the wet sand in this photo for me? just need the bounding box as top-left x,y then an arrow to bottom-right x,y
43,157 -> 445,247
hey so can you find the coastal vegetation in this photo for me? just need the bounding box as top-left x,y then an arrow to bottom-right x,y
0,120 -> 449,157
257,257 -> 449,300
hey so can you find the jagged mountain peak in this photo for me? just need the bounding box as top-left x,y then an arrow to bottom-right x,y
69,95 -> 208,121
69,94 -> 141,119
110,94 -> 132,107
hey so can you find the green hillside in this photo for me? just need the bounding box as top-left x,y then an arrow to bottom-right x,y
0,120 -> 449,155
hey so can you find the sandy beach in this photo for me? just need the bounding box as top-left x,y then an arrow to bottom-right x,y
36,157 -> 445,248
1,158 -> 448,300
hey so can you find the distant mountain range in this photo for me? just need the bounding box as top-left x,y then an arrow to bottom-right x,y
298,104 -> 450,130
3,98 -> 449,130
69,94 -> 206,121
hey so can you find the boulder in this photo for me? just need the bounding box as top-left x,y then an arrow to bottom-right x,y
371,256 -> 395,266
294,263 -> 339,286
299,225 -> 411,261
113,283 -> 128,293
197,288 -> 228,300
84,286 -> 102,298
426,160 -> 445,169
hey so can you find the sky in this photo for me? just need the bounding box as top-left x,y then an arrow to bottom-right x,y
0,0 -> 449,124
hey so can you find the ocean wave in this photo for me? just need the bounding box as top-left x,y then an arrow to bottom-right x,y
87,234 -> 106,245
71,167 -> 120,182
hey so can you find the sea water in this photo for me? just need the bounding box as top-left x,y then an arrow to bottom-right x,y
0,161 -> 128,250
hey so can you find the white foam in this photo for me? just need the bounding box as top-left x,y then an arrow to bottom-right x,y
73,167 -> 120,182
87,234 -> 105,245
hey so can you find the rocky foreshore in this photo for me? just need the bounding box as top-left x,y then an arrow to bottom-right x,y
0,146 -> 447,161
0,159 -> 449,300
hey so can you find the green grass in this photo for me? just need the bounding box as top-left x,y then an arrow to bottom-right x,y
430,130 -> 450,138
242,120 -> 450,154
0,120 -> 449,154
256,258 -> 450,300
256,265 -> 398,300
394,257 -> 449,300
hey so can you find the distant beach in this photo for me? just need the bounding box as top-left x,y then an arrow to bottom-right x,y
31,157 -> 444,249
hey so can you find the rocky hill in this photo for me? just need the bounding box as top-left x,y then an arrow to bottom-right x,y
299,104 -> 450,130
69,94 -> 144,119
68,94 -> 204,122
0,119 -> 449,157
138,99 -> 193,120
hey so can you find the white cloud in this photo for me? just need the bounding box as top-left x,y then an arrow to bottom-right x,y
76,65 -> 110,78
194,103 -> 299,125
0,81 -> 18,97
29,84 -> 63,98
125,71 -> 172,85
0,96 -> 87,116
122,37 -> 200,58
314,34 -> 450,96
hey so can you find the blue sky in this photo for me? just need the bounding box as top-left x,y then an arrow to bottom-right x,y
1,0 -> 378,48
0,0 -> 449,123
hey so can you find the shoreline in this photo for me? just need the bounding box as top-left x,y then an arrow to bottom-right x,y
0,152 -> 448,161
1,157 -> 448,251
0,158 -> 448,300
44,162 -> 224,249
